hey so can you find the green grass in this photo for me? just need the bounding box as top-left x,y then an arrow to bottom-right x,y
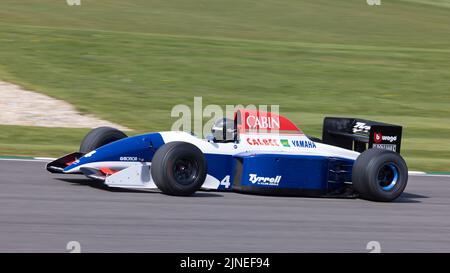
0,0 -> 449,171
0,125 -> 88,157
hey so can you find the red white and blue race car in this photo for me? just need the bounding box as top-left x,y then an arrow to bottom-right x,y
47,109 -> 408,202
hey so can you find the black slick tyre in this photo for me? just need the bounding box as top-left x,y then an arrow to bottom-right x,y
151,141 -> 207,196
79,127 -> 127,153
352,148 -> 408,202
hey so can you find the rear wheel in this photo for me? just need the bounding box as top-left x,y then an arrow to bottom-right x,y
79,127 -> 127,153
352,148 -> 408,202
151,142 -> 207,196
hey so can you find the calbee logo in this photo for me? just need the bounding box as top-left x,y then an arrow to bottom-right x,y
246,138 -> 279,146
373,132 -> 397,143
249,174 -> 282,186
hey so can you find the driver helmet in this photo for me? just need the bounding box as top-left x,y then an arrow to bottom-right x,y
211,118 -> 235,142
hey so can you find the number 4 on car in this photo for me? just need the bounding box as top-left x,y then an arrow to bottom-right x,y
47,109 -> 408,202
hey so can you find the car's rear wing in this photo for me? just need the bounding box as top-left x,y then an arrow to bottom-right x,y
322,117 -> 403,153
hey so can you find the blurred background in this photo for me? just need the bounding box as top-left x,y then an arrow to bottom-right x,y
0,0 -> 449,171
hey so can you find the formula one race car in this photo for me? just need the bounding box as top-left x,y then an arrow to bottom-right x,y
47,109 -> 408,202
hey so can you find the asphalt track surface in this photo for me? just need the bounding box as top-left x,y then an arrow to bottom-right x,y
1,159 -> 450,253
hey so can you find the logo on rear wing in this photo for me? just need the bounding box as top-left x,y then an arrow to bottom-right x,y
353,122 -> 371,135
369,126 -> 402,153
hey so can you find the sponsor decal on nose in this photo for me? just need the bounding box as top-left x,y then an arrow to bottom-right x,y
119,156 -> 139,161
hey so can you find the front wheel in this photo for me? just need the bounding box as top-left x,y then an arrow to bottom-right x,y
151,142 -> 207,196
79,127 -> 127,153
352,148 -> 408,202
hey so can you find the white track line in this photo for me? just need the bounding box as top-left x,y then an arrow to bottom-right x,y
410,174 -> 450,178
0,158 -> 52,163
34,157 -> 57,161
408,171 -> 426,175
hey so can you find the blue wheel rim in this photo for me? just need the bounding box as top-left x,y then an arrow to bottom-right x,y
377,163 -> 399,191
